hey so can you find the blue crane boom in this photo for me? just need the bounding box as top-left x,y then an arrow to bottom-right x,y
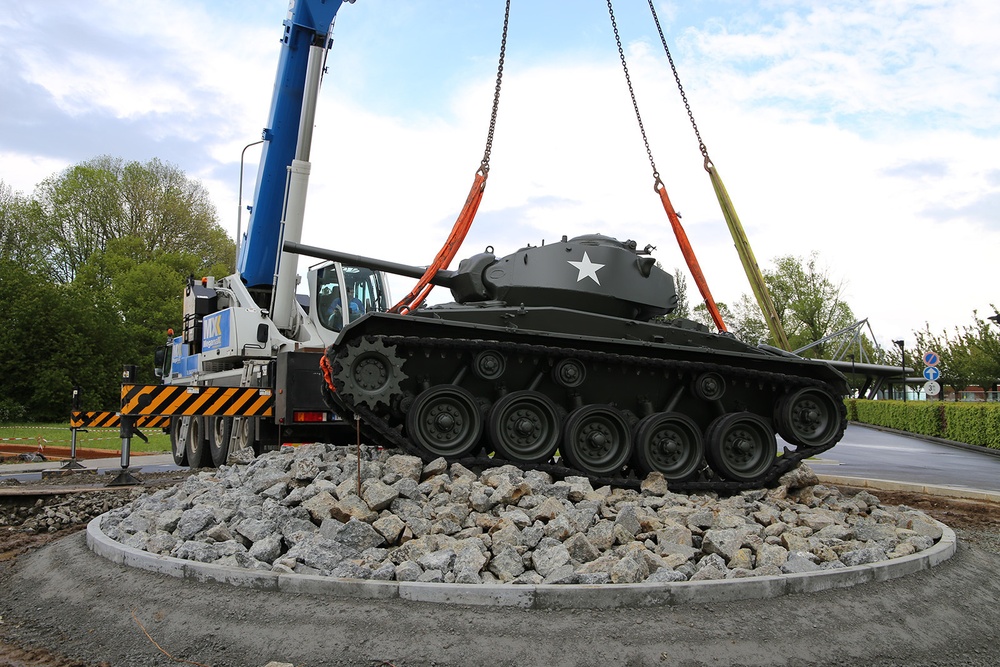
237,0 -> 345,288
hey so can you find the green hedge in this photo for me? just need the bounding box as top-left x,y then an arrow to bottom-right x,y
847,399 -> 1000,450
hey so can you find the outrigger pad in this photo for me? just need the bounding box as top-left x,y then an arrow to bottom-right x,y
106,468 -> 142,487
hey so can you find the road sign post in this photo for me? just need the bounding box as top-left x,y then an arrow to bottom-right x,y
923,351 -> 941,400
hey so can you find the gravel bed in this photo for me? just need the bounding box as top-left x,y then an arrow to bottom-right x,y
96,443 -> 944,585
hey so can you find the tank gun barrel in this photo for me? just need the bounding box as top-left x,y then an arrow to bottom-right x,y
283,240 -> 457,287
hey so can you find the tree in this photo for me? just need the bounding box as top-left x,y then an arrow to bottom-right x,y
914,324 -> 974,398
692,301 -> 734,333
0,260 -> 127,420
671,268 -> 690,319
0,181 -> 47,273
728,252 -> 858,357
916,310 -> 1000,400
965,309 -> 1000,393
0,157 -> 236,419
33,156 -> 232,283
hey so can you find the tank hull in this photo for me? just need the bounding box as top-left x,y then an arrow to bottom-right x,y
321,308 -> 849,492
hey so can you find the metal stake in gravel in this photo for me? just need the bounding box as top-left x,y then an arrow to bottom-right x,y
355,414 -> 362,496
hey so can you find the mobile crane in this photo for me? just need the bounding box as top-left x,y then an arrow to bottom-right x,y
154,0 -> 390,468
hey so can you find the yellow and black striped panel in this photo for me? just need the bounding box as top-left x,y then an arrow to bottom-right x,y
120,384 -> 273,418
70,411 -> 119,428
69,412 -> 172,429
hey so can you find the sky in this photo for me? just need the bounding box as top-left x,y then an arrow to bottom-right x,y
2,0 -> 998,353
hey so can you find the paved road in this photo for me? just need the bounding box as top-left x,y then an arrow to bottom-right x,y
807,423 -> 1000,493
0,453 -> 177,484
4,424 -> 1000,493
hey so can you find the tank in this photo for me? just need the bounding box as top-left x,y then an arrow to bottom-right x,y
287,235 -> 849,492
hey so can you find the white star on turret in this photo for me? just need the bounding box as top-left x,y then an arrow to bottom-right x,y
568,252 -> 605,285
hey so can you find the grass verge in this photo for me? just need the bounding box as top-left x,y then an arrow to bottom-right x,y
0,422 -> 171,454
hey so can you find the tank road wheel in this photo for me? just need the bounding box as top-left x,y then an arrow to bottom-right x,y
632,412 -> 704,481
406,385 -> 483,459
208,416 -> 233,467
335,337 -> 406,410
704,412 -> 776,483
562,405 -> 633,476
774,387 -> 844,448
488,391 -> 561,463
169,417 -> 188,467
185,416 -> 210,469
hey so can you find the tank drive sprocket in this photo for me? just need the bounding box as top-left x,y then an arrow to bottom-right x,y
329,336 -> 407,411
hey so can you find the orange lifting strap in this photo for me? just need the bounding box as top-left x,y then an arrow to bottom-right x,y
389,1 -> 510,315
655,180 -> 727,332
606,0 -> 727,332
389,171 -> 487,315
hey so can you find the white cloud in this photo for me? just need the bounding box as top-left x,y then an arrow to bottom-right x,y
3,0 -> 997,351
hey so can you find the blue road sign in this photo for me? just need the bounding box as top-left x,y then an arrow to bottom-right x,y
923,351 -> 940,367
923,366 -> 941,381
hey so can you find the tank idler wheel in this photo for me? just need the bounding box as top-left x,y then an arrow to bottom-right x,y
488,391 -> 561,463
704,412 -> 776,483
553,358 -> 586,388
473,350 -> 506,380
774,387 -> 843,448
562,405 -> 633,476
632,412 -> 704,481
208,416 -> 232,468
692,372 -> 727,402
406,385 -> 483,459
185,416 -> 210,469
169,416 -> 188,467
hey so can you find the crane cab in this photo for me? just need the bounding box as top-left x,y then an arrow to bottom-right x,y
307,262 -> 391,336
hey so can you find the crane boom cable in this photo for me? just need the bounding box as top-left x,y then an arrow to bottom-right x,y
645,0 -> 790,349
606,0 -> 727,333
390,0 -> 510,315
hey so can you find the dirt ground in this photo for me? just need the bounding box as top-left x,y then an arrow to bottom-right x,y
2,478 -> 1000,667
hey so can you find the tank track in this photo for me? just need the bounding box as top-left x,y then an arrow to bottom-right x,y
324,334 -> 847,495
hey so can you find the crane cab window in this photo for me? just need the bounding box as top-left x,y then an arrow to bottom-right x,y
316,264 -> 387,332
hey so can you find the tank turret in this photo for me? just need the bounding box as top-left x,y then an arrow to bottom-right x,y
285,234 -> 677,321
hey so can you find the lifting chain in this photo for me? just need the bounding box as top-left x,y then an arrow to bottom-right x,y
645,0 -> 712,168
606,0 -> 661,186
479,0 -> 511,177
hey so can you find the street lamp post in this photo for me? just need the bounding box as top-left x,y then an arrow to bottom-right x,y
893,339 -> 906,402
847,353 -> 856,398
235,139 -> 265,273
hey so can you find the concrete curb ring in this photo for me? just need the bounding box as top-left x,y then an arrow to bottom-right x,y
86,514 -> 956,609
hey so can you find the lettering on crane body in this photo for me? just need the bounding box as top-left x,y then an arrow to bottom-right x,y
201,310 -> 230,351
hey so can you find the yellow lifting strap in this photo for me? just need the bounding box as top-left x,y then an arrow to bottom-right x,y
645,0 -> 791,350
705,160 -> 791,350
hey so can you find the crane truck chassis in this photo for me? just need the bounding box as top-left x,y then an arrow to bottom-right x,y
138,0 -> 392,468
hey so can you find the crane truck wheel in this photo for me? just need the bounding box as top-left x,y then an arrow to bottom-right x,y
169,417 -> 188,467
209,416 -> 232,467
185,416 -> 211,469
